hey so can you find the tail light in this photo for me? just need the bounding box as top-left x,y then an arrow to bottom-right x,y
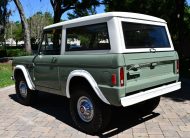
176,60 -> 179,74
120,67 -> 124,87
111,74 -> 117,85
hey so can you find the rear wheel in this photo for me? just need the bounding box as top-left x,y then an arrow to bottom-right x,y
69,86 -> 110,134
15,75 -> 36,105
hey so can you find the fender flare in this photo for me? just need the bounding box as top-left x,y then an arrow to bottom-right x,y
66,70 -> 110,105
13,65 -> 35,90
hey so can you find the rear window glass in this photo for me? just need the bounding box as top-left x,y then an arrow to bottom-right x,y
122,22 -> 170,49
66,23 -> 110,51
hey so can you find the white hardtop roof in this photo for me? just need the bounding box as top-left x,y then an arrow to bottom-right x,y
44,12 -> 166,30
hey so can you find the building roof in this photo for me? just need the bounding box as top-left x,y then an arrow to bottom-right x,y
44,12 -> 166,30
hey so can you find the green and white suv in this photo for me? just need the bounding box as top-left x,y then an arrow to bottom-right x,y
12,12 -> 181,134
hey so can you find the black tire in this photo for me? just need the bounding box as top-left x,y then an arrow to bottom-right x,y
70,86 -> 111,134
15,74 -> 36,106
137,97 -> 160,115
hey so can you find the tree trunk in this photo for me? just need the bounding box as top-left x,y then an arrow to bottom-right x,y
16,40 -> 18,47
53,11 -> 62,23
14,0 -> 31,53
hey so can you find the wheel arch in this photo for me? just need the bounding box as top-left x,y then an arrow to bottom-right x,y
66,70 -> 110,105
13,65 -> 35,90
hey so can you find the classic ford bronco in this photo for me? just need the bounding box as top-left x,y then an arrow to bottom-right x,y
12,12 -> 181,133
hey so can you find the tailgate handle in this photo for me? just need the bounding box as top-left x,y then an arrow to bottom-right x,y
133,64 -> 140,69
128,70 -> 141,75
151,62 -> 157,67
128,64 -> 141,75
150,62 -> 157,69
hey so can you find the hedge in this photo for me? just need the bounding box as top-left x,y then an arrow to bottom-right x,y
0,48 -> 30,58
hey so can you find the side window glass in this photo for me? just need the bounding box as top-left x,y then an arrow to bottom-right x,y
40,28 -> 62,55
66,23 -> 110,51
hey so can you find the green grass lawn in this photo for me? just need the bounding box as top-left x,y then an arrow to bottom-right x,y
0,63 -> 14,88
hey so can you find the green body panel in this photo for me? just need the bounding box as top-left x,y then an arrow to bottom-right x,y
122,51 -> 179,96
33,55 -> 60,91
13,56 -> 35,80
13,51 -> 179,106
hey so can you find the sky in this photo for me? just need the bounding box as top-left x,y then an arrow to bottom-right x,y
8,0 -> 190,22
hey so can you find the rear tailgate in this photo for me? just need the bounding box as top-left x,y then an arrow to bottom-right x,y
123,51 -> 179,95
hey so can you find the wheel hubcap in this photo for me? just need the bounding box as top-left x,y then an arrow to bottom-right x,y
19,81 -> 27,98
77,96 -> 94,122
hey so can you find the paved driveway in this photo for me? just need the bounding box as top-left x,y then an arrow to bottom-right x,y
0,80 -> 190,138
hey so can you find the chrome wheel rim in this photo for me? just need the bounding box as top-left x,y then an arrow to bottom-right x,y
19,81 -> 27,98
77,96 -> 94,122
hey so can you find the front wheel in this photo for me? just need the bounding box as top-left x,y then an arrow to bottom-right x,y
69,86 -> 110,134
15,75 -> 36,105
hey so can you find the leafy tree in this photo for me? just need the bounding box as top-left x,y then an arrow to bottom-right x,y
105,0 -> 189,57
6,11 -> 53,49
184,6 -> 190,31
182,5 -> 190,57
14,0 -> 31,53
67,0 -> 101,19
12,21 -> 23,46
28,12 -> 53,42
67,5 -> 97,19
5,21 -> 23,46
0,0 -> 9,42
50,0 -> 107,23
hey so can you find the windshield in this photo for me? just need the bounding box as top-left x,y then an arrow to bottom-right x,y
122,22 -> 170,49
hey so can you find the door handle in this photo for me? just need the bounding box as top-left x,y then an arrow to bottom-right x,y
51,57 -> 57,63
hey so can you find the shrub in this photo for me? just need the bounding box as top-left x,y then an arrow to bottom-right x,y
6,49 -> 31,57
0,49 -> 7,58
